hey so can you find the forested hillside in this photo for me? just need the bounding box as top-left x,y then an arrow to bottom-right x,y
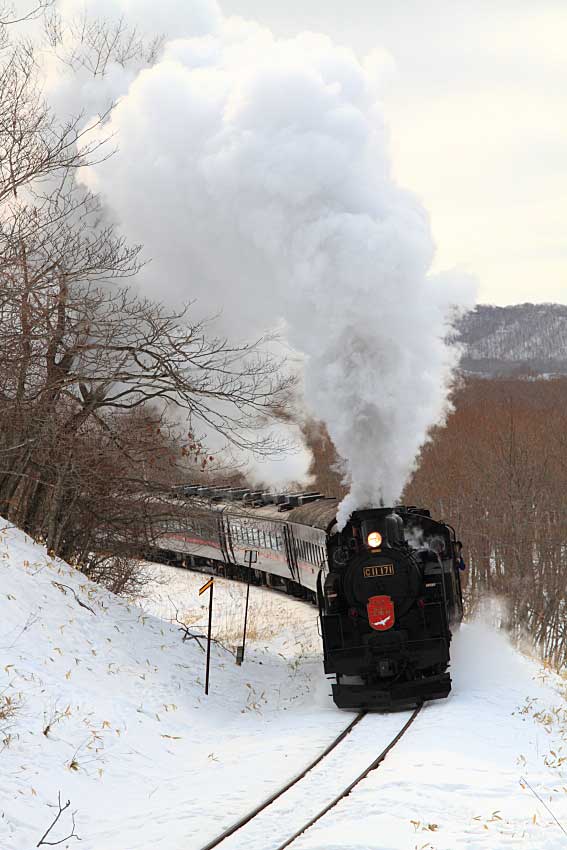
406,377 -> 567,665
456,303 -> 567,375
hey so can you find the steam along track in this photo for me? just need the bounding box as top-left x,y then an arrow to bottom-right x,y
197,706 -> 422,850
150,486 -> 464,710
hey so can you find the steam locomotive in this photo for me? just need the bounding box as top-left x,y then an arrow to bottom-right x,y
152,487 -> 463,710
320,505 -> 463,710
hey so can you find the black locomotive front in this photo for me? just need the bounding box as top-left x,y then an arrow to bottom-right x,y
318,507 -> 463,710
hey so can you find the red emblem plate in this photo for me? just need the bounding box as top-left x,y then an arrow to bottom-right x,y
367,595 -> 395,631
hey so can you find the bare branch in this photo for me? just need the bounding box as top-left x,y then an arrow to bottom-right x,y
51,581 -> 96,615
36,791 -> 80,847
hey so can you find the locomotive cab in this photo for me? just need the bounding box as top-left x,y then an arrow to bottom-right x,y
318,506 -> 463,711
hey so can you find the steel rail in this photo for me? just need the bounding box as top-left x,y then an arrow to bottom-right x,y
198,711 -> 366,850
274,703 -> 423,849
198,704 -> 422,850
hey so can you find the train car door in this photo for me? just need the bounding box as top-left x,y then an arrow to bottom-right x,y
283,525 -> 301,586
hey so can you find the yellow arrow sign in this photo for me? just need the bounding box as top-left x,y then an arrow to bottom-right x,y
199,578 -> 214,596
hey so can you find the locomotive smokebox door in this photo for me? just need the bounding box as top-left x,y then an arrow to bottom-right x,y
367,595 -> 395,631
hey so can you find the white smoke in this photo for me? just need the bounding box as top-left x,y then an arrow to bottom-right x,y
48,0 -> 476,525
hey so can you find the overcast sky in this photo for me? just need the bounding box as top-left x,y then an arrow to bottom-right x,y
221,0 -> 567,306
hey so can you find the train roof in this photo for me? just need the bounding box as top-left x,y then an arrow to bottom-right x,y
286,499 -> 339,531
169,491 -> 340,529
168,488 -> 447,538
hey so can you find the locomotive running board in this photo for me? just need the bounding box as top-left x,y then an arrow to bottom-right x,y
332,672 -> 452,711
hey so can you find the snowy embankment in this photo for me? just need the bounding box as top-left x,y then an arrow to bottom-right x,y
1,518 -> 567,850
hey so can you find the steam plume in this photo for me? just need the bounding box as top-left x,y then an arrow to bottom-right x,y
50,1 -> 475,525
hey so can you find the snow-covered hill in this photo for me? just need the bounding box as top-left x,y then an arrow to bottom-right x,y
0,519 -> 338,849
1,518 -> 567,849
455,303 -> 567,376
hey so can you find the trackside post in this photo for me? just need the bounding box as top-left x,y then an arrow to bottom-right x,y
236,550 -> 257,665
199,577 -> 214,694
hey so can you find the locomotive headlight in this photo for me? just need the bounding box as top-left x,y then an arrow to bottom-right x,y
367,531 -> 382,549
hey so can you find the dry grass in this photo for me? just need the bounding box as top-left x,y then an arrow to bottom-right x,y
177,596 -> 300,643
0,690 -> 22,749
144,564 -> 321,659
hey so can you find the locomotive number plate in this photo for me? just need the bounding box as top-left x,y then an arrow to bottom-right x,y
363,564 -> 394,578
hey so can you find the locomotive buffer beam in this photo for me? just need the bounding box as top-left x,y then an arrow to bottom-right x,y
332,672 -> 451,711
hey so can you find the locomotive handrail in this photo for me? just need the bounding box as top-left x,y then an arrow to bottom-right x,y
436,552 -> 451,639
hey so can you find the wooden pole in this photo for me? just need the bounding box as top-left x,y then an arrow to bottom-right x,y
239,550 -> 257,664
205,580 -> 213,695
241,562 -> 252,659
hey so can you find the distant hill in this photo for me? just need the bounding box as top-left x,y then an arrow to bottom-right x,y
454,303 -> 567,377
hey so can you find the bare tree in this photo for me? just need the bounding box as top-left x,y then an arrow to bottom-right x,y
44,8 -> 163,77
0,3 -> 294,589
0,42 -> 111,205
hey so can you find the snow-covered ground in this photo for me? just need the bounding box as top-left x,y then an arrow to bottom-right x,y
1,518 -> 567,850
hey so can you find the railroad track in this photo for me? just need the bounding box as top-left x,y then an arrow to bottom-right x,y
197,704 -> 422,850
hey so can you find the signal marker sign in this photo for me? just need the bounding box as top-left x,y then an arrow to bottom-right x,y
199,578 -> 214,596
